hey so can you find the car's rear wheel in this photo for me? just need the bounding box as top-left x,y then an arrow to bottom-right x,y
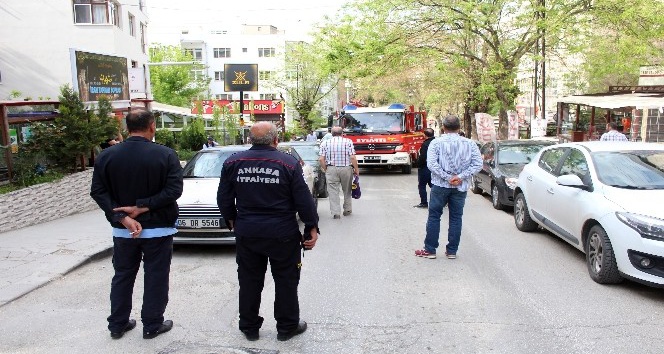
401,164 -> 412,174
585,225 -> 623,284
470,175 -> 482,194
491,184 -> 504,210
514,193 -> 538,232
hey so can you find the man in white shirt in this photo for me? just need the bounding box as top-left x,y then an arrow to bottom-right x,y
600,122 -> 628,141
202,136 -> 219,150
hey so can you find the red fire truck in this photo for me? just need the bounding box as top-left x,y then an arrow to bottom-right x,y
336,103 -> 427,174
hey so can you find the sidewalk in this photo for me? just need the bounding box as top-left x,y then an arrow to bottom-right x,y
0,209 -> 112,307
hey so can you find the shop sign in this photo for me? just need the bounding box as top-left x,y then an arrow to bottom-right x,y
72,50 -> 129,101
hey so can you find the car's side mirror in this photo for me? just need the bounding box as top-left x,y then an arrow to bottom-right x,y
556,174 -> 589,190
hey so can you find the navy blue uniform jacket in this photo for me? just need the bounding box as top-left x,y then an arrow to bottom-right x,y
217,145 -> 319,238
90,136 -> 183,229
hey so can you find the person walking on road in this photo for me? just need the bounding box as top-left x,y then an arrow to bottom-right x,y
217,122 -> 319,342
318,126 -> 360,219
415,115 -> 482,259
414,128 -> 435,208
600,122 -> 628,141
90,109 -> 183,340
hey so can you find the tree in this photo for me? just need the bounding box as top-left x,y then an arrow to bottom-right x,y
21,85 -> 119,172
314,0 -> 664,138
149,45 -> 210,107
270,42 -> 338,132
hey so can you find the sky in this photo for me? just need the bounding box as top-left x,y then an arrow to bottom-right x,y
146,0 -> 351,45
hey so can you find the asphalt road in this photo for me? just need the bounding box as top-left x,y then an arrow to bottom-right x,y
0,169 -> 663,354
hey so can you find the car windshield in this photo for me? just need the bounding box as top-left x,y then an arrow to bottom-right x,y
498,144 -> 549,164
593,150 -> 664,189
342,112 -> 404,133
182,150 -> 243,178
291,145 -> 320,164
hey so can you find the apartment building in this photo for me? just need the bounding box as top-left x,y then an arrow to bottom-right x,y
0,0 -> 150,107
180,24 -> 338,127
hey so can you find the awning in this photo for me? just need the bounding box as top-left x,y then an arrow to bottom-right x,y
151,102 -> 199,119
558,92 -> 664,110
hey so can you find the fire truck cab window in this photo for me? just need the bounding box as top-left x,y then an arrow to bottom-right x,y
343,112 -> 404,133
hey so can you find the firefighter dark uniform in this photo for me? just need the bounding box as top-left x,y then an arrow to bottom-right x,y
217,145 -> 318,336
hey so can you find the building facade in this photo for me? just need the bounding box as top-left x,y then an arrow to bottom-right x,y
0,0 -> 150,107
179,24 -> 338,129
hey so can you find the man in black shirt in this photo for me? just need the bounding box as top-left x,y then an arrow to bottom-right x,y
218,122 -> 319,342
414,128 -> 435,208
90,109 -> 183,340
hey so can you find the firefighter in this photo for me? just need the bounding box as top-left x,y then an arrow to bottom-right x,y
217,122 -> 319,341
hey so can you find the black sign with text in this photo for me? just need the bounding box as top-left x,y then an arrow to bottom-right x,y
224,64 -> 258,92
74,51 -> 129,101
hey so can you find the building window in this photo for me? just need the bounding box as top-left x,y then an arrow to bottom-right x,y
214,71 -> 225,81
259,71 -> 274,80
73,0 -> 120,26
258,48 -> 275,57
128,13 -> 135,36
242,48 -> 247,53
140,22 -> 146,53
260,93 -> 277,100
184,48 -> 203,61
215,94 -> 232,100
243,93 -> 249,99
190,70 -> 205,80
131,60 -> 138,68
139,0 -> 144,11
213,48 -> 231,58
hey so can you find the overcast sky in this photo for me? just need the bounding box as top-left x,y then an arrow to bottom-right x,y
146,0 -> 350,45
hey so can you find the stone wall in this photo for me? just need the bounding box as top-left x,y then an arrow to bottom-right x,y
0,169 -> 98,234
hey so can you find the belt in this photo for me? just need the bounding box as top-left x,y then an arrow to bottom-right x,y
327,164 -> 349,167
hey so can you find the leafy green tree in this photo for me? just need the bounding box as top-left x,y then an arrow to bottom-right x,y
155,128 -> 176,148
270,42 -> 337,132
315,0 -> 664,138
179,118 -> 206,151
20,85 -> 119,171
149,45 -> 210,107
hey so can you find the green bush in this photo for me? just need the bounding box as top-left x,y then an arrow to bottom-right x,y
155,128 -> 176,148
176,149 -> 197,162
179,118 -> 206,151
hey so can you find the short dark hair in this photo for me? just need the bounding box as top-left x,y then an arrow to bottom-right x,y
442,115 -> 461,131
607,122 -> 618,130
423,128 -> 435,137
125,109 -> 154,133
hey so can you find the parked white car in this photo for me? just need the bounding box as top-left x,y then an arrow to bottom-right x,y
513,141 -> 664,287
174,145 -> 317,245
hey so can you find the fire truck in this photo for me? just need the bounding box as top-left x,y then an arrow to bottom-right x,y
336,103 -> 427,174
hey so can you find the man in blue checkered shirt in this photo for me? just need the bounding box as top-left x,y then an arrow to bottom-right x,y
319,127 -> 360,219
600,122 -> 628,141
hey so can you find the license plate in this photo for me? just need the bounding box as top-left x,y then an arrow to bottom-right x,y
365,156 -> 380,161
175,218 -> 220,228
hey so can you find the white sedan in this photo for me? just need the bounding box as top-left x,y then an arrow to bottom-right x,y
513,141 -> 664,287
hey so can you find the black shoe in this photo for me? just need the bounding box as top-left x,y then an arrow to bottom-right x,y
110,319 -> 136,339
413,203 -> 428,208
333,214 -> 341,219
241,329 -> 259,341
143,320 -> 173,339
277,321 -> 307,341
343,210 -> 352,216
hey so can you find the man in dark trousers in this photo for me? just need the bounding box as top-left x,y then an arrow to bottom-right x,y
90,109 -> 183,340
217,122 -> 319,342
414,128 -> 435,208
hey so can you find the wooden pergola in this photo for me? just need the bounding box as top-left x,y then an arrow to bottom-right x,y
0,101 -> 60,181
556,86 -> 664,142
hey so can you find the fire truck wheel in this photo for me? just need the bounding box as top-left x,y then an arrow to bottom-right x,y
401,164 -> 412,174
